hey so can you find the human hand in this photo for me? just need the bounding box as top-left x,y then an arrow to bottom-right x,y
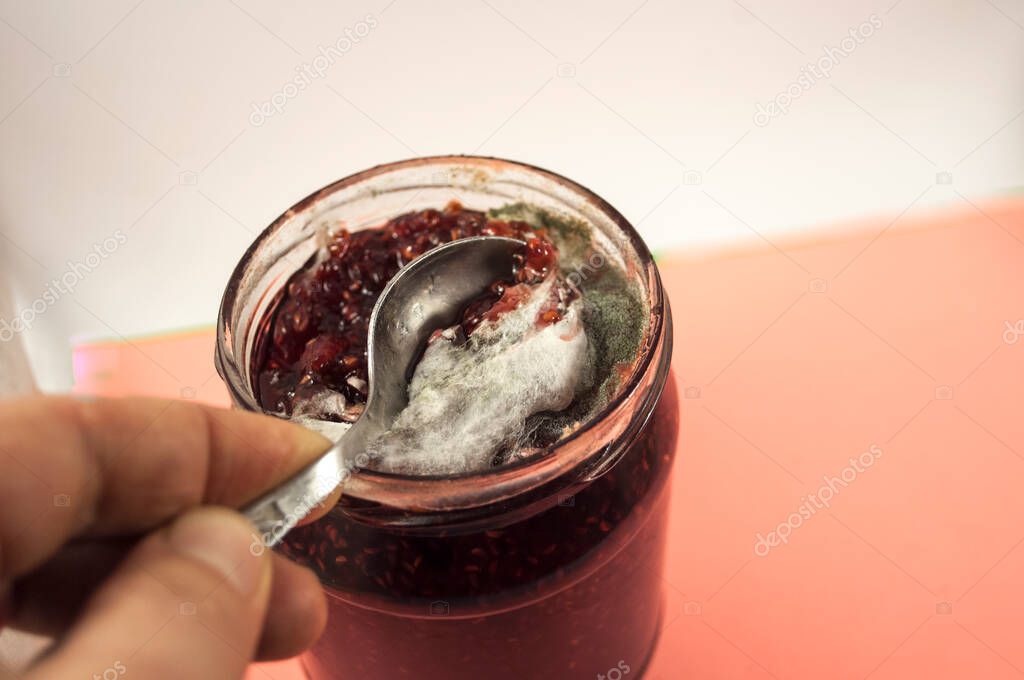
0,396 -> 339,679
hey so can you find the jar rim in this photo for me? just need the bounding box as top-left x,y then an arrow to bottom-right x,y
216,155 -> 670,513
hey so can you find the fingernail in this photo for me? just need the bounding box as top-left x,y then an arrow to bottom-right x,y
168,508 -> 266,596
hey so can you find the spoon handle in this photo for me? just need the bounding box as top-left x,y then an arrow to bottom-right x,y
241,434 -> 356,550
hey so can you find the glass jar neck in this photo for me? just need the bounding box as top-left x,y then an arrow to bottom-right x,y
216,155 -> 669,528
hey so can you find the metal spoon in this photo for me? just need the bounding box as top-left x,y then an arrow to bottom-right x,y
243,235 -> 525,548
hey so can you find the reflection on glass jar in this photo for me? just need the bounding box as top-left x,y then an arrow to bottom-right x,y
216,157 -> 678,680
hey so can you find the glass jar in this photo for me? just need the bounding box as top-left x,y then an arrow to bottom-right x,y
216,156 -> 677,680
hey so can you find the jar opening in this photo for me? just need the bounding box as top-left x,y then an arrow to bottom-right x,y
216,156 -> 669,513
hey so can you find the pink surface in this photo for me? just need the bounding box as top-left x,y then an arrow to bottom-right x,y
73,199 -> 1024,679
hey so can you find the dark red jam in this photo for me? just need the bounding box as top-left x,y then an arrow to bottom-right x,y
253,202 -> 560,419
287,379 -> 679,680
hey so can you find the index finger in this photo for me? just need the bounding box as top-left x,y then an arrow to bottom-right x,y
0,396 -> 334,583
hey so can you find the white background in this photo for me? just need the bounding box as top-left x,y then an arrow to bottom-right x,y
1,0 -> 1022,389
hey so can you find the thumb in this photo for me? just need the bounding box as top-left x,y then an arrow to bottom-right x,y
25,508 -> 272,680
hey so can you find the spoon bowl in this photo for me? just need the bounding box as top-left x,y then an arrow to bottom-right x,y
242,235 -> 525,547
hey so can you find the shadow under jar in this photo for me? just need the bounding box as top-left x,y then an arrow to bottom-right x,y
216,157 -> 678,680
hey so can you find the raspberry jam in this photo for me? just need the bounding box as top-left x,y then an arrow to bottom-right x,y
289,379 -> 678,680
216,157 -> 677,680
253,202 -> 559,422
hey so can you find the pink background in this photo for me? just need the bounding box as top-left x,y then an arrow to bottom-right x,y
70,199 -> 1024,679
